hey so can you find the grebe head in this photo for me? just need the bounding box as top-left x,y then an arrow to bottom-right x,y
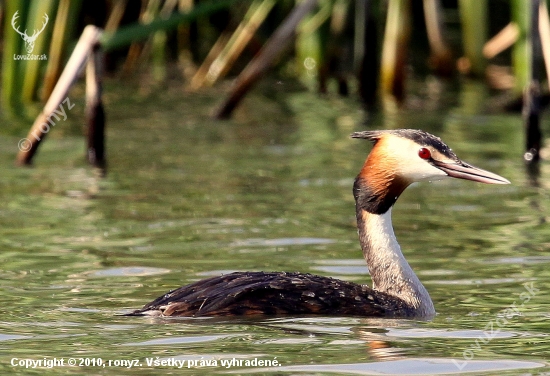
352,129 -> 510,215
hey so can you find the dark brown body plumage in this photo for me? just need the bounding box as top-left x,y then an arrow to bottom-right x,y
128,271 -> 410,317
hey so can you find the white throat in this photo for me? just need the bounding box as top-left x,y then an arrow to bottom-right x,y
358,208 -> 435,316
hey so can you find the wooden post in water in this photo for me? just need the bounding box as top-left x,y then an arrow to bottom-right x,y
523,0 -> 542,165
86,43 -> 106,171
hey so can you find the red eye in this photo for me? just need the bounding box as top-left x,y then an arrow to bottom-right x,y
418,148 -> 431,159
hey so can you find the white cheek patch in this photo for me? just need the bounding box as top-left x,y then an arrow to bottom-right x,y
384,136 -> 449,182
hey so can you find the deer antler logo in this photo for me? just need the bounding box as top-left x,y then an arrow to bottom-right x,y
11,11 -> 49,54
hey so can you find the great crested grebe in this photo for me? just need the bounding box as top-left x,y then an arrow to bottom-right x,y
128,129 -> 510,318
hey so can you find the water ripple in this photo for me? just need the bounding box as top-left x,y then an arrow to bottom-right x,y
122,334 -> 231,346
231,238 -> 335,247
239,358 -> 543,375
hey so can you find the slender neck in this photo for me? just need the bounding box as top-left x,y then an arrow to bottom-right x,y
356,207 -> 435,317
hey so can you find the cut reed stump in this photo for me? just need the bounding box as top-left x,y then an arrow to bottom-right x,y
523,0 -> 543,165
86,43 -> 106,170
16,0 -> 236,169
15,26 -> 104,168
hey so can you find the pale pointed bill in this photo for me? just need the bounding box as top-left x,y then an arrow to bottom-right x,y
431,160 -> 511,185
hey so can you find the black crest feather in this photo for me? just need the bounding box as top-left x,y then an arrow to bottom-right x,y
351,129 -> 459,161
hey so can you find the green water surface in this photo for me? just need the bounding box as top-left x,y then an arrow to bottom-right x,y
0,78 -> 549,375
